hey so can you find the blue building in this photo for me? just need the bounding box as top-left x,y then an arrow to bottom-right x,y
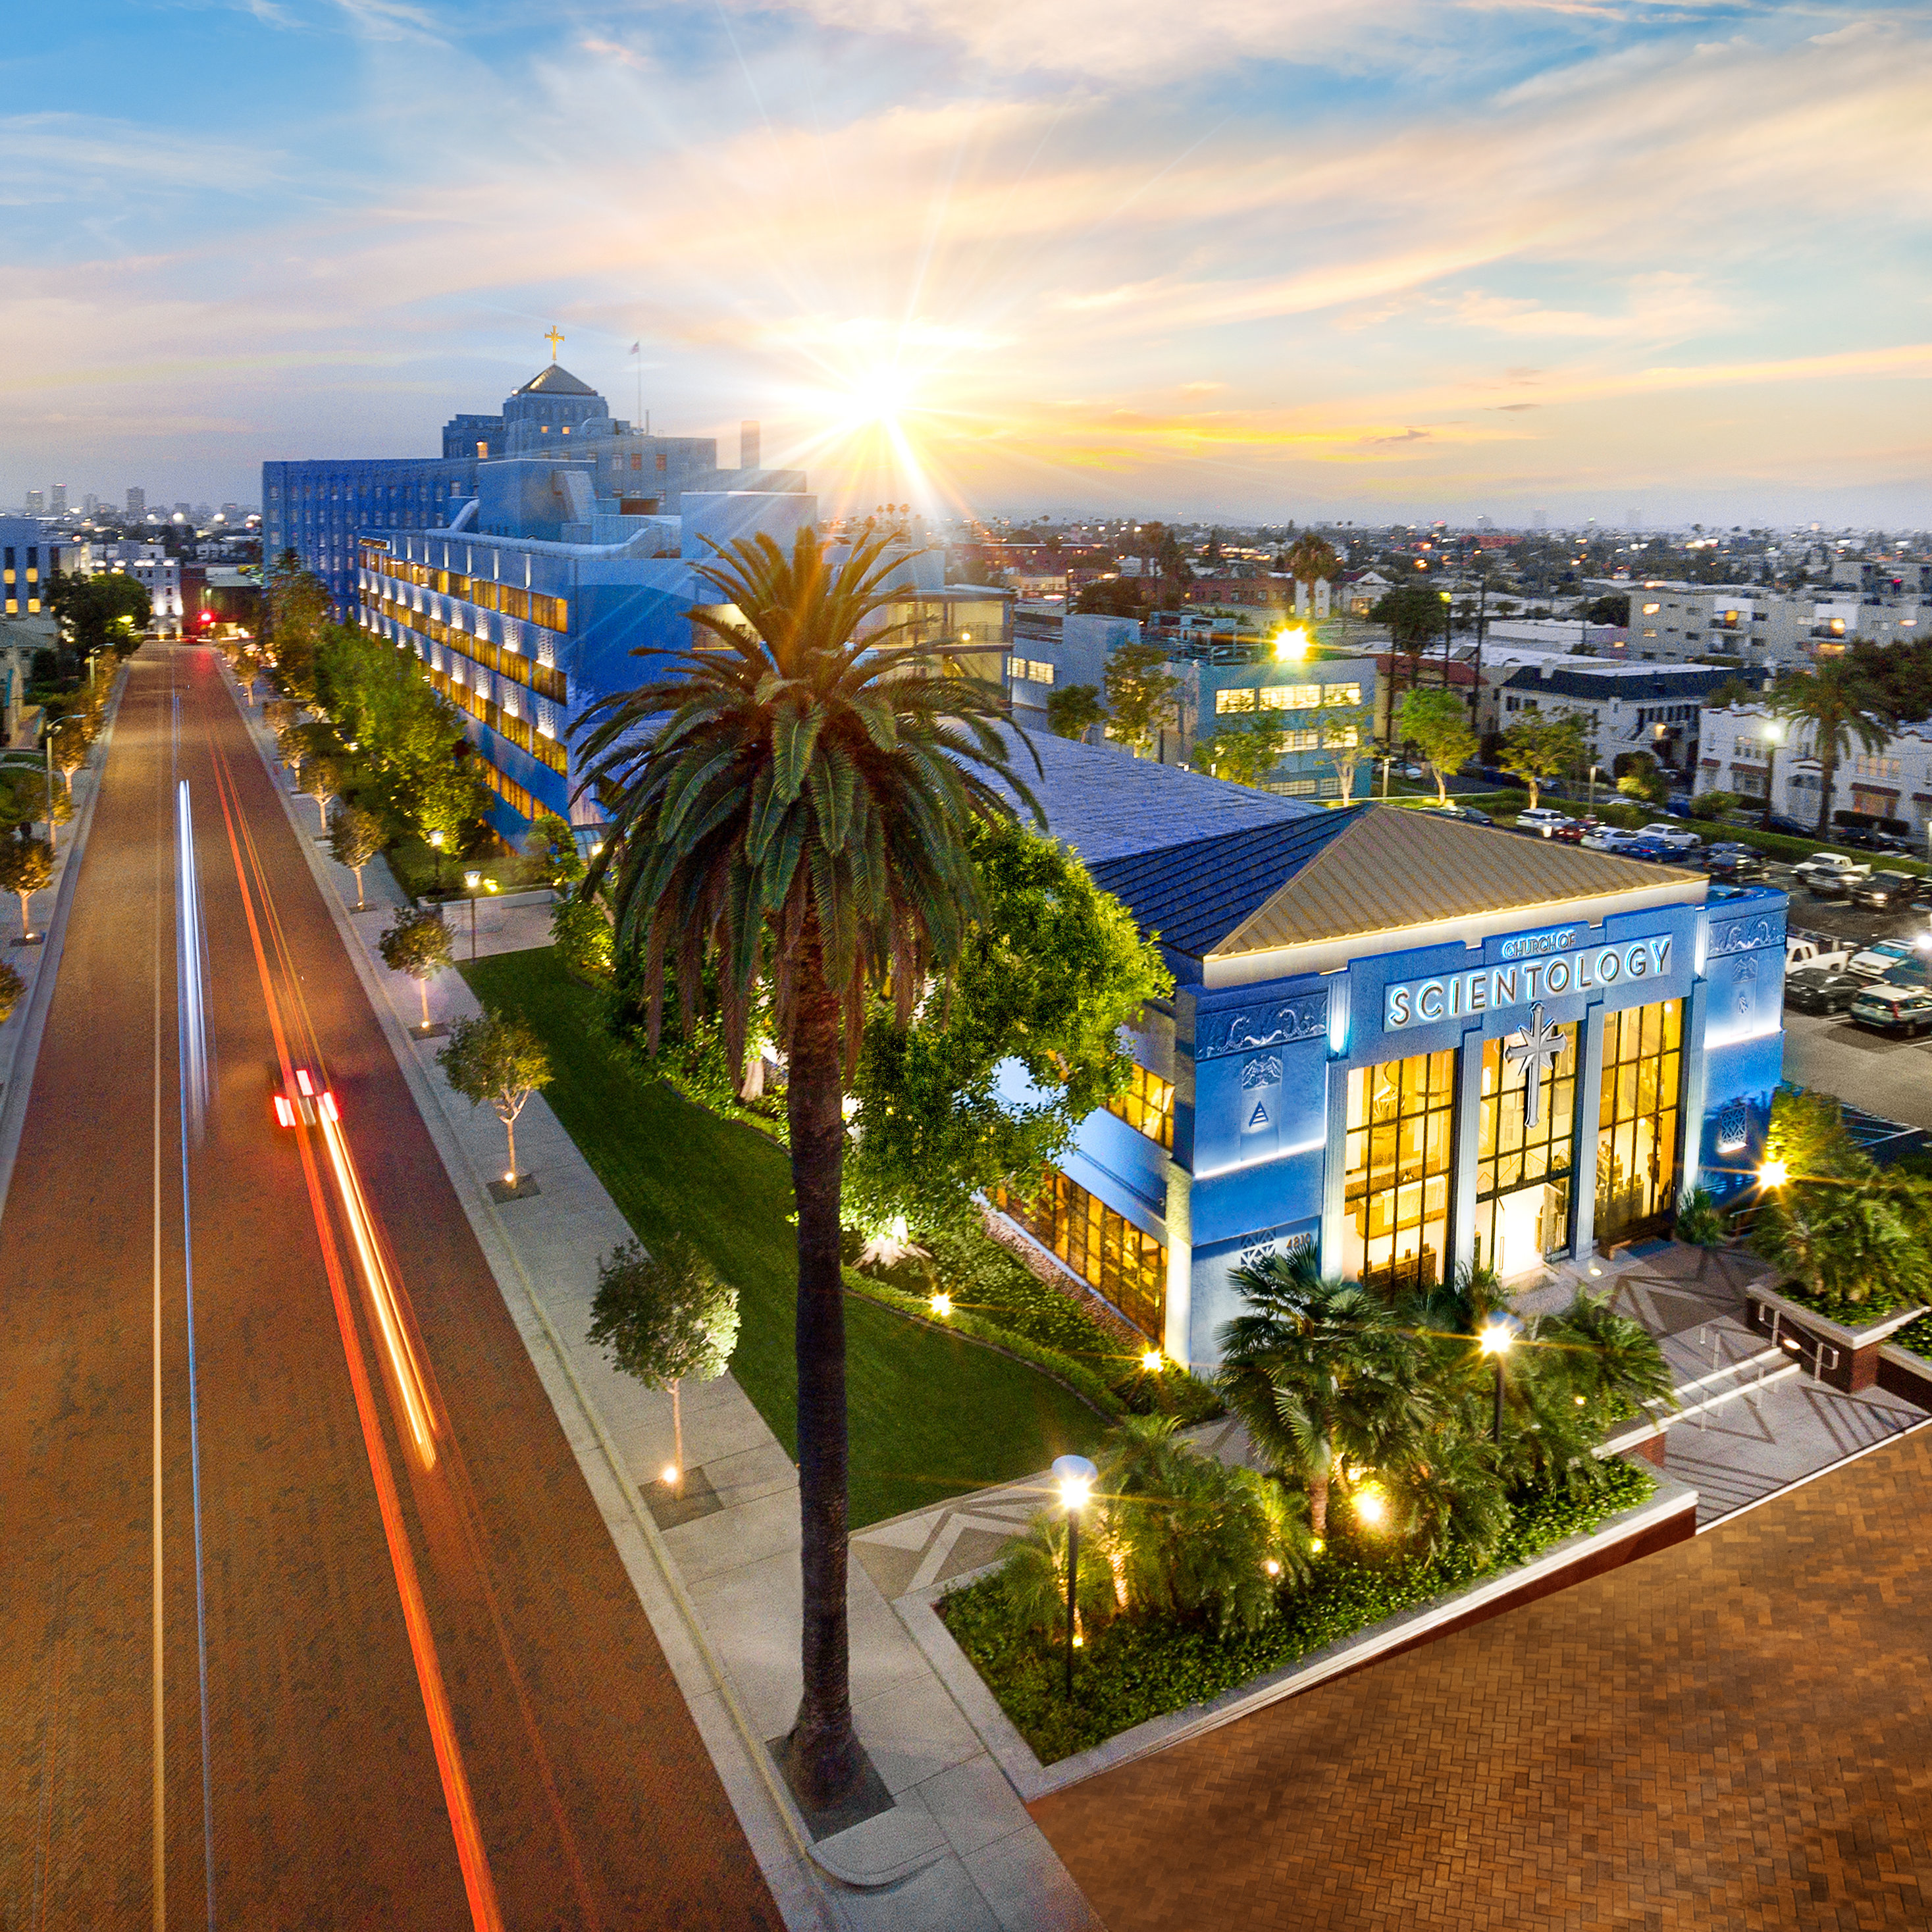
989,736 -> 1786,1365
321,362 -> 1012,840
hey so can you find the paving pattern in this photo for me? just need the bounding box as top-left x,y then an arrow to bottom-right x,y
1031,1424 -> 1932,1931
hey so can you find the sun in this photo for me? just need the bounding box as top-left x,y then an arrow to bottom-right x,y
841,365 -> 918,430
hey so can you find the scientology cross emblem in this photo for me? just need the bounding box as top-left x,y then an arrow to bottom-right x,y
1503,1003 -> 1565,1128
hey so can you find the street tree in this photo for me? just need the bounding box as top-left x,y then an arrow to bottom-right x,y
1102,642 -> 1181,756
844,816 -> 1170,1234
1615,752 -> 1669,806
0,959 -> 22,1025
1321,702 -> 1374,802
1398,687 -> 1476,804
1045,684 -> 1108,741
275,723 -> 308,787
47,570 -> 151,664
1191,717 -> 1288,789
0,837 -> 55,938
1771,660 -> 1895,837
330,804 -> 384,908
587,1235 -> 739,1494
523,809 -> 584,891
1371,582 -> 1449,696
437,1010 -> 552,1182
265,550 -> 332,701
377,906 -> 454,1030
48,716 -> 91,795
1498,708 -> 1588,810
577,522 -> 1035,1810
1281,534 -> 1340,599
302,755 -> 348,833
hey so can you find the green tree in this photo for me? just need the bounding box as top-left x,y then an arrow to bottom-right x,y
577,523 -> 1035,1808
437,1010 -> 552,1181
552,893 -> 614,983
1688,789 -> 1740,822
266,550 -> 332,700
1071,579 -> 1143,617
524,810 -> 583,890
47,569 -> 149,662
1282,534 -> 1340,598
378,906 -> 454,1030
1750,1178 -> 1932,1310
275,723 -> 308,787
1102,642 -> 1181,756
48,715 -> 91,795
1321,702 -> 1373,802
1583,593 -> 1631,626
1771,660 -> 1895,837
1615,752 -> 1667,806
0,958 -> 22,1025
330,803 -> 384,909
843,817 -> 1170,1233
0,837 -> 55,937
1191,717 -> 1288,789
1371,581 -> 1449,694
587,1235 -> 740,1492
302,754 -> 348,833
1217,1258 -> 1435,1538
1398,687 -> 1476,804
417,756 -> 493,859
1498,708 -> 1588,811
1045,684 -> 1109,741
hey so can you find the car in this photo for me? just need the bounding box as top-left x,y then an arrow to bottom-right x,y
271,1064 -> 338,1128
1700,850 -> 1770,883
1852,869 -> 1918,909
1614,836 -> 1679,863
1636,822 -> 1703,852
1517,806 -> 1574,834
1784,968 -> 1865,1015
1580,827 -> 1642,851
1790,852 -> 1871,889
1805,870 -> 1856,901
1847,983 -> 1932,1036
1763,814 -> 1815,839
1846,939 -> 1921,981
1400,764 -> 1425,779
1834,825 -> 1911,854
1436,804 -> 1494,825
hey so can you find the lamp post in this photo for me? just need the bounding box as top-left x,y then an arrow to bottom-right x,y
429,827 -> 446,890
464,870 -> 482,960
1762,717 -> 1785,829
1440,588 -> 1453,691
1476,1314 -> 1522,1444
1588,763 -> 1602,816
1052,1453 -> 1098,1700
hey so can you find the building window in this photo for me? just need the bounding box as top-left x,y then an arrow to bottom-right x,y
1106,1062 -> 1174,1150
1256,682 -> 1320,712
1475,1024 -> 1578,1279
1216,687 -> 1257,714
993,1169 -> 1166,1341
1595,999 -> 1682,1247
1010,657 -> 1055,687
1321,682 -> 1362,706
1342,1049 -> 1455,1294
1853,755 -> 1902,781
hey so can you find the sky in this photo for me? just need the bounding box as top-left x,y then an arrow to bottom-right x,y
3,1 -> 1929,527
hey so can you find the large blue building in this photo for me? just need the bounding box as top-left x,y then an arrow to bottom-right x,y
989,737 -> 1786,1365
292,361 -> 1012,839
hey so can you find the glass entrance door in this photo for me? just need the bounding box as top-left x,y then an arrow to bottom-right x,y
1474,1022 -> 1578,1280
1594,999 -> 1683,1247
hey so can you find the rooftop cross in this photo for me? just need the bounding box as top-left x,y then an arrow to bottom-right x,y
1503,1002 -> 1564,1128
544,325 -> 564,361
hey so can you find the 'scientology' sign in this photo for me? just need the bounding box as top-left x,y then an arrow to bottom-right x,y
1385,935 -> 1673,1031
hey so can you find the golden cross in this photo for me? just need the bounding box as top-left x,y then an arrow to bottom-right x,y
544,325 -> 564,361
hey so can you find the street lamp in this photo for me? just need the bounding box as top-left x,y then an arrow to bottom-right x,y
428,827 -> 446,889
1052,1453 -> 1098,1700
1440,588 -> 1453,690
1476,1314 -> 1523,1444
1588,763 -> 1602,815
1762,717 -> 1785,829
463,870 -> 483,959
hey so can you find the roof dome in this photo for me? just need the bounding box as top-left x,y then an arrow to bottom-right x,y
514,364 -> 598,397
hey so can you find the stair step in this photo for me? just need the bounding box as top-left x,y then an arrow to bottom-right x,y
1665,1344 -> 1788,1403
1660,1359 -> 1804,1428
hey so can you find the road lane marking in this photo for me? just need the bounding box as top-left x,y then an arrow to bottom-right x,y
206,745 -> 504,1932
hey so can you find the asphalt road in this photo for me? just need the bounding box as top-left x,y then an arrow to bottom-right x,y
1783,1006 -> 1932,1135
1,646 -> 780,1929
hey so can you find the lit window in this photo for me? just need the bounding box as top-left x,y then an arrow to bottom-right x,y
1322,682 -> 1362,706
1642,602 -> 1660,615
1216,687 -> 1257,715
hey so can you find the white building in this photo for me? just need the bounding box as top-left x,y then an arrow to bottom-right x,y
1696,702 -> 1932,843
1623,572 -> 1929,667
1484,658 -> 1754,781
85,540 -> 182,634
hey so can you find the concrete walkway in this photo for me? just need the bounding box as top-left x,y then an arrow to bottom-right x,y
230,675 -> 1098,1931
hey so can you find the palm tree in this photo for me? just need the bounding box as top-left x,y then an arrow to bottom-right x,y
1770,660 -> 1894,837
577,525 -> 1036,1806
1217,1256 -> 1435,1537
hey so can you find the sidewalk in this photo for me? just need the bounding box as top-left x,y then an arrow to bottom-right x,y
229,673 -> 1099,1932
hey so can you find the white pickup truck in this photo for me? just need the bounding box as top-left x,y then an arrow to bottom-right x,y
1790,852 -> 1871,888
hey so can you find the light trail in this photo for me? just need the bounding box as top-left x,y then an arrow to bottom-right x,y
204,741 -> 504,1932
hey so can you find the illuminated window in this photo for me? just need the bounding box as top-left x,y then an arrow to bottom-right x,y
1342,1049 -> 1455,1294
993,1169 -> 1166,1341
1475,1024 -> 1577,1278
1322,723 -> 1359,749
1322,682 -> 1362,706
1216,687 -> 1257,714
1595,1000 -> 1682,1246
476,441 -> 488,458
1106,1063 -> 1174,1149
1283,728 -> 1320,752
1642,602 -> 1661,616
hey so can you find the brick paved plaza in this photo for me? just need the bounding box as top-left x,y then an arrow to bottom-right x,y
1031,1426 -> 1932,1931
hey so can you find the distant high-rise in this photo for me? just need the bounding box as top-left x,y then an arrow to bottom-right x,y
741,419 -> 761,469
50,484 -> 67,516
173,502 -> 191,517
127,486 -> 147,521
83,492 -> 99,517
24,490 -> 43,516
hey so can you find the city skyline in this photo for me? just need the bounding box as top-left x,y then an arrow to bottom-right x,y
4,1 -> 1927,525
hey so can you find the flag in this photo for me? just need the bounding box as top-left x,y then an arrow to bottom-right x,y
629,341 -> 640,354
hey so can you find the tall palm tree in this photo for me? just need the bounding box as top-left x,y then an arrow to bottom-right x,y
1771,660 -> 1894,837
1217,1256 -> 1435,1536
1280,533 -> 1340,598
577,525 -> 1036,1805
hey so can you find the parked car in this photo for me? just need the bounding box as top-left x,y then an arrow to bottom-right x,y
1699,846 -> 1770,883
1805,870 -> 1856,901
1785,968 -> 1866,1015
1517,807 -> 1574,835
1436,804 -> 1494,825
1846,939 -> 1921,980
1790,852 -> 1871,889
1763,814 -> 1815,839
1580,827 -> 1644,852
1835,825 -> 1912,854
1848,982 -> 1932,1037
1852,869 -> 1918,909
1617,837 -> 1680,863
1636,822 -> 1703,853
1787,937 -> 1852,972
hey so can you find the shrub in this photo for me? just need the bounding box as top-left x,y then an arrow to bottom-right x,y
552,894 -> 613,983
1674,1186 -> 1729,1247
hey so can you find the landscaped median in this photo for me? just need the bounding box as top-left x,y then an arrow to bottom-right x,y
460,944 -> 1121,1527
904,1460 -> 1690,1799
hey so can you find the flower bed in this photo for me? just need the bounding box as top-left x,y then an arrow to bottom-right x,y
938,1460 -> 1655,1765
1758,1275 -> 1921,1327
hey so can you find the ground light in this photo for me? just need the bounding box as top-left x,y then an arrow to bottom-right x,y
1353,1485 -> 1388,1528
1052,1454 -> 1098,1700
1139,1347 -> 1163,1374
1759,1159 -> 1790,1189
929,1292 -> 953,1318
1477,1313 -> 1523,1444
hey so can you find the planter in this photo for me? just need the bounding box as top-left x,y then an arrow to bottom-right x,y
899,1473 -> 1697,1802
1743,1275 -> 1929,1395
1877,1343 -> 1932,1413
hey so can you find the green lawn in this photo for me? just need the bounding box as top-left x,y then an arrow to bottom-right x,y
461,947 -> 1107,1526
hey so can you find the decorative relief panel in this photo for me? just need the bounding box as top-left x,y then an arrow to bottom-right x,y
1706,910 -> 1787,958
1195,994 -> 1328,1062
